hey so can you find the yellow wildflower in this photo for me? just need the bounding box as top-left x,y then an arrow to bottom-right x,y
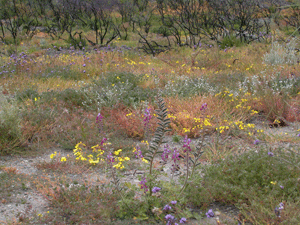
60,157 -> 67,162
142,158 -> 149,163
114,149 -> 122,155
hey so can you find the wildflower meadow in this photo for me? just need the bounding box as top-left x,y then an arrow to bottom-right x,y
1,0 -> 300,224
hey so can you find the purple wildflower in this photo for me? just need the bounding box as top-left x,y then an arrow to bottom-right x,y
268,152 -> 274,156
107,152 -> 115,163
275,203 -> 284,218
152,187 -> 161,193
171,200 -> 177,205
280,185 -> 284,189
206,209 -> 214,218
100,137 -> 107,146
200,103 -> 207,111
83,63 -> 86,67
183,136 -> 191,152
96,113 -> 104,123
133,145 -> 143,159
143,107 -> 152,127
162,144 -> 171,162
297,133 -> 300,137
179,217 -> 187,223
279,202 -> 284,210
165,214 -> 174,220
140,177 -> 148,193
163,204 -> 172,211
254,139 -> 260,145
96,113 -> 104,134
172,148 -> 180,163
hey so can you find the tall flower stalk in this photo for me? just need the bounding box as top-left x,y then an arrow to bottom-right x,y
96,112 -> 104,134
144,94 -> 171,196
178,103 -> 206,198
143,107 -> 152,140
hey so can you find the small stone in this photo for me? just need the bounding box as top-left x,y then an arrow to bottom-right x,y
215,211 -> 221,216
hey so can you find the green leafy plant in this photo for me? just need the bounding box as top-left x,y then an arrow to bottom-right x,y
185,145 -> 300,223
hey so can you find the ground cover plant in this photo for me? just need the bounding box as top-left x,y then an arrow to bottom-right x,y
1,0 -> 300,224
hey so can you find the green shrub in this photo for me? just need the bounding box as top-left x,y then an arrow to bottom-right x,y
16,87 -> 40,102
220,35 -> 244,49
65,35 -> 87,50
54,88 -> 92,109
185,146 -> 300,223
0,86 -> 24,155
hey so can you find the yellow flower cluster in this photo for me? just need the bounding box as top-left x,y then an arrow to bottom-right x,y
142,158 -> 149,163
216,120 -> 261,136
215,90 -> 259,117
50,151 -> 67,162
183,128 -> 190,133
167,114 -> 176,119
72,142 -> 130,168
113,156 -> 130,169
73,142 -> 87,161
216,126 -> 229,133
88,144 -> 106,165
60,157 -> 67,162
50,151 -> 57,159
184,117 -> 212,133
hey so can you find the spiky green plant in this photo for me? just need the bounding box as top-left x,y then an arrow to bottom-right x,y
144,94 -> 171,195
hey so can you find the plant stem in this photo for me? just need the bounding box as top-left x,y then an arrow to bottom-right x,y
178,151 -> 189,198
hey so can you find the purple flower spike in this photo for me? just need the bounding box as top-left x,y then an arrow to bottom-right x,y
96,113 -> 104,123
268,152 -> 274,156
200,103 -> 207,111
206,209 -> 214,218
163,204 -> 172,211
107,152 -> 115,163
183,135 -> 191,152
162,144 -> 171,162
165,214 -> 175,221
152,187 -> 161,193
143,107 -> 152,127
172,148 -> 180,162
140,177 -> 148,193
133,145 -> 143,159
